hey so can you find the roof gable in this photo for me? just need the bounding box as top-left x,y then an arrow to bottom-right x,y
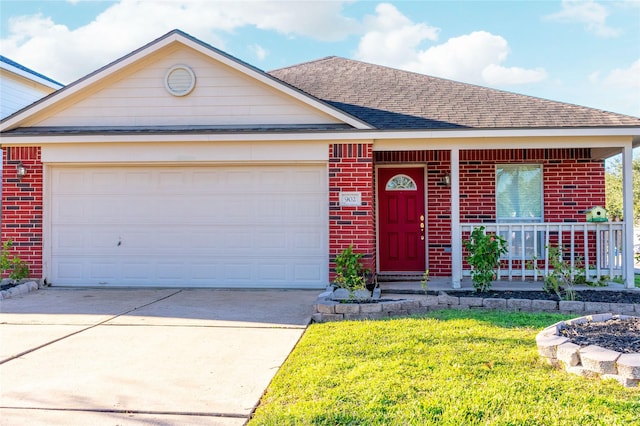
1,31 -> 371,131
269,57 -> 640,130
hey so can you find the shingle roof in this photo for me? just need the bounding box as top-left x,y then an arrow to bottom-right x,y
269,56 -> 640,130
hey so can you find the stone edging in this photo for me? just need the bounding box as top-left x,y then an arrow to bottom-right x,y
312,291 -> 640,323
536,314 -> 640,388
0,280 -> 42,300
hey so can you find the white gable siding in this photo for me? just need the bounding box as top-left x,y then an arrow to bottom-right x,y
0,71 -> 56,118
34,48 -> 341,127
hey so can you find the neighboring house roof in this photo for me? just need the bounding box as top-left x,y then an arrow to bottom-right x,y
0,55 -> 63,89
269,56 -> 640,130
0,55 -> 64,119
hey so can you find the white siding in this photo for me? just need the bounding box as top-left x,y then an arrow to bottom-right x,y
0,72 -> 55,118
35,48 -> 341,127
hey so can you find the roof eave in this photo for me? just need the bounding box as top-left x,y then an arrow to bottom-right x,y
1,125 -> 637,147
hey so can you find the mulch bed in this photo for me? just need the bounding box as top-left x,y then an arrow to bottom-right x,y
559,317 -> 640,354
444,290 -> 640,304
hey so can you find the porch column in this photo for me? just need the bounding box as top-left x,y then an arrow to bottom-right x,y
451,148 -> 462,288
622,143 -> 635,288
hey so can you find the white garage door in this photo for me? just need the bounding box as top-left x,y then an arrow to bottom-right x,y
50,165 -> 328,288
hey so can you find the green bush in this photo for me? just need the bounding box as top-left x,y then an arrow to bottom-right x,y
333,245 -> 369,296
1,239 -> 30,282
464,226 -> 507,292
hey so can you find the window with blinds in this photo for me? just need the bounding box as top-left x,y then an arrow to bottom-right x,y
496,164 -> 543,259
496,164 -> 542,221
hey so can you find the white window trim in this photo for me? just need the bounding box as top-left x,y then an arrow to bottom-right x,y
495,163 -> 543,223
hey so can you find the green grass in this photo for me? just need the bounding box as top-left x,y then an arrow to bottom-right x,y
635,273 -> 640,288
249,310 -> 640,426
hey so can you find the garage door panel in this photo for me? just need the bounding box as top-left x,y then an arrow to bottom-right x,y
293,197 -> 326,220
50,165 -> 327,288
90,262 -> 119,281
294,263 -> 324,282
258,263 -> 287,281
294,231 -> 324,250
191,171 -> 221,188
54,261 -> 84,281
257,232 -> 287,249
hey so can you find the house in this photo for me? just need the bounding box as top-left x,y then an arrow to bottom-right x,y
1,29 -> 639,289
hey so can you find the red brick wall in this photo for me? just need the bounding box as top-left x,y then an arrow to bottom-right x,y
329,144 -> 375,282
460,149 -> 605,223
374,148 -> 605,276
1,147 -> 43,279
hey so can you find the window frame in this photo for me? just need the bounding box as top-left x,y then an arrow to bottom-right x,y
495,164 -> 544,260
385,174 -> 418,191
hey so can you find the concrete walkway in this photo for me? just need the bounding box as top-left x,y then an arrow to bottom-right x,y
0,288 -> 318,425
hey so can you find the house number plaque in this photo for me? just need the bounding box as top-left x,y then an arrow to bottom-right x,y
340,192 -> 362,207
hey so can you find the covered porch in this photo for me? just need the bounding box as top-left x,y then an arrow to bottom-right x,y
373,131 -> 637,289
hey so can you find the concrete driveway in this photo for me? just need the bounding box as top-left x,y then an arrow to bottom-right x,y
0,288 -> 318,425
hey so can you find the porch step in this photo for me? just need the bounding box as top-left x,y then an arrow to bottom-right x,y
376,274 -> 424,282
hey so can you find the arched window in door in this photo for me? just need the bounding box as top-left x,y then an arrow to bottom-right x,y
385,174 -> 417,190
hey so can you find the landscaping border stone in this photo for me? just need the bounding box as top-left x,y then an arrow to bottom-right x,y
535,314 -> 640,388
0,280 -> 43,300
313,291 -> 640,323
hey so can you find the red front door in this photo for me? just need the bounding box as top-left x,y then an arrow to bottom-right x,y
378,168 -> 426,272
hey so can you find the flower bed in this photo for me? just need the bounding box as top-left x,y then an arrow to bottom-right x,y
536,314 -> 640,388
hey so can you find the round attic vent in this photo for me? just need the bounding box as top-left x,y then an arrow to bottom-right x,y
165,65 -> 196,96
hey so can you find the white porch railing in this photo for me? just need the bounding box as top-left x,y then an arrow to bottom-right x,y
460,222 -> 626,282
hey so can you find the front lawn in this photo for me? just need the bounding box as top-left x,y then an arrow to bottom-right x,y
250,310 -> 639,425
636,273 -> 640,288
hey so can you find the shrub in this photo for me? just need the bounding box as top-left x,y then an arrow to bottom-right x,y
464,226 -> 507,292
529,245 -> 578,301
333,245 -> 369,297
1,239 -> 30,282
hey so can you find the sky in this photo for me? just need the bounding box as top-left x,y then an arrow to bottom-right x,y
0,0 -> 639,117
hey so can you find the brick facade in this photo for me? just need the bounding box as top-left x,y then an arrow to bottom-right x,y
459,148 -> 605,223
328,143 -> 376,281
373,148 -> 605,276
0,145 -> 607,284
1,147 -> 43,279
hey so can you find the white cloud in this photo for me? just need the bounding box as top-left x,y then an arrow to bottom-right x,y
355,5 -> 546,87
356,3 -> 439,66
545,0 -> 620,37
602,59 -> 640,89
249,44 -> 268,61
581,60 -> 640,116
482,64 -> 548,86
0,0 -> 359,84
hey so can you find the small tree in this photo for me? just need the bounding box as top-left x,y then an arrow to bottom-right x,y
464,227 -> 507,292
